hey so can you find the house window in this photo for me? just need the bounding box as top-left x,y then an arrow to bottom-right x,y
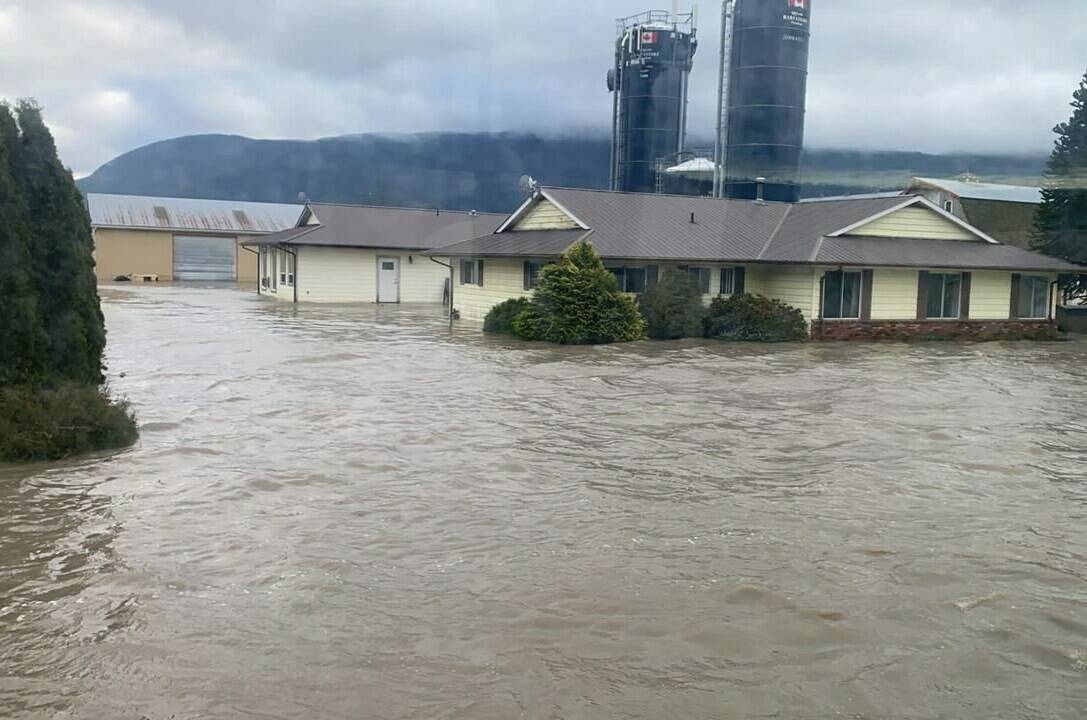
1017,275 -> 1050,319
608,266 -> 651,293
944,199 -> 953,213
924,272 -> 962,319
461,259 -> 483,286
720,267 -> 738,295
823,270 -> 863,319
523,261 -> 543,290
678,265 -> 712,294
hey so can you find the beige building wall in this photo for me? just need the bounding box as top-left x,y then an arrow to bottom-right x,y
94,227 -> 257,282
850,206 -> 976,241
455,258 -> 530,321
237,243 -> 258,283
969,271 -> 1012,320
93,228 -> 174,281
264,246 -> 449,304
870,269 -> 919,320
761,266 -> 818,321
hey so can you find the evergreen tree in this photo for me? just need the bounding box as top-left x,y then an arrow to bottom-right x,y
12,100 -> 105,385
0,104 -> 46,385
512,241 -> 645,344
1033,68 -> 1087,286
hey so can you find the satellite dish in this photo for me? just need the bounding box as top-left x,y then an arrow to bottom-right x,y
297,191 -> 308,202
518,175 -> 538,197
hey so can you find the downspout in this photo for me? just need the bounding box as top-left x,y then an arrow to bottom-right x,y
281,245 -> 299,304
1050,279 -> 1059,322
242,245 -> 260,296
429,256 -> 454,325
816,273 -> 826,340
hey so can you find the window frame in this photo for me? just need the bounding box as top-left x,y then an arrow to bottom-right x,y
924,272 -> 963,320
677,265 -> 712,295
607,265 -> 653,294
822,269 -> 864,320
460,258 -> 483,287
1018,275 -> 1050,320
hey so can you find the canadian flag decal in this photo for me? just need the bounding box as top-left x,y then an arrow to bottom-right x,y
641,31 -> 658,44
789,0 -> 805,8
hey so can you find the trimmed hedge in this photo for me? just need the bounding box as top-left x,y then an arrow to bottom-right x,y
640,270 -> 706,340
512,241 -> 645,344
0,384 -> 138,462
483,297 -> 531,335
703,294 -> 808,342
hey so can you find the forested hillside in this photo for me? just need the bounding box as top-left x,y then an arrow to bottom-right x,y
78,132 -> 1046,213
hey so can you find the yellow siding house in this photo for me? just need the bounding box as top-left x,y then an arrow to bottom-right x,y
428,187 -> 1080,341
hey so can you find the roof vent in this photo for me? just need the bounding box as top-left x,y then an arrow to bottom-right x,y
233,209 -> 252,229
153,205 -> 170,224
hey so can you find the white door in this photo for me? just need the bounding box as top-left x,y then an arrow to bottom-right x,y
377,257 -> 399,303
174,236 -> 237,281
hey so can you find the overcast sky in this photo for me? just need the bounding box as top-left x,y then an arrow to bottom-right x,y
1,0 -> 1084,177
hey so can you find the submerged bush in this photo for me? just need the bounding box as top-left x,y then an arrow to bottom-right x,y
0,384 -> 138,462
512,241 -> 645,344
703,293 -> 808,343
639,270 -> 706,340
483,297 -> 531,335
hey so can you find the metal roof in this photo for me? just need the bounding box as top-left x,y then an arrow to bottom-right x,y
909,177 -> 1042,204
243,203 -> 505,251
815,236 -> 1080,272
428,187 -> 1082,272
86,193 -> 303,234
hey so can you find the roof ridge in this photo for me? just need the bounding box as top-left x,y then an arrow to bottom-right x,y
756,205 -> 794,261
307,201 -> 505,216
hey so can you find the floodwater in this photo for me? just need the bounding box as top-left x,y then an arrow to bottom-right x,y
2,285 -> 1087,720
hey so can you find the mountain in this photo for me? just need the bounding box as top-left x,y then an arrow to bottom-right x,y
77,132 -> 1047,213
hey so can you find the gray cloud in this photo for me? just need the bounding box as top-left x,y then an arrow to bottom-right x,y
1,0 -> 1083,176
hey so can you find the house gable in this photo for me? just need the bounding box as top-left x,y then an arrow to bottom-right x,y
510,198 -> 580,231
831,197 -> 997,243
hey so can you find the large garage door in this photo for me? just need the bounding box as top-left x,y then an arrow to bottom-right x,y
173,236 -> 237,281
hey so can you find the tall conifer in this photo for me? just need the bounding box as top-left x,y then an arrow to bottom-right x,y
12,100 -> 105,384
1033,68 -> 1087,287
0,103 -> 45,385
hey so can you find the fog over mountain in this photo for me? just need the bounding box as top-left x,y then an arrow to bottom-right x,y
77,132 -> 1047,214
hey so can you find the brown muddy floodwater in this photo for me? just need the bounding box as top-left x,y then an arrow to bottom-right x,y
2,285 -> 1087,720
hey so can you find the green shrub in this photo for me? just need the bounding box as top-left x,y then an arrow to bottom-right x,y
483,297 -> 532,335
512,241 -> 645,344
703,293 -> 808,343
639,270 -> 706,339
0,384 -> 138,462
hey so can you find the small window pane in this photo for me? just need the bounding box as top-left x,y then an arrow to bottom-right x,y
608,267 -> 625,290
925,274 -> 944,318
841,272 -> 861,318
1019,276 -> 1049,318
686,266 -> 710,294
721,267 -> 735,295
382,261 -> 395,271
461,259 -> 478,285
1033,279 -> 1049,318
943,274 -> 961,318
824,271 -> 843,319
626,268 -> 647,294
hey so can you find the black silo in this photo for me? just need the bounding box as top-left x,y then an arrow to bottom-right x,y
609,14 -> 698,194
724,0 -> 811,202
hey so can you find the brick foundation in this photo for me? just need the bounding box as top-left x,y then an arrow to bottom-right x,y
812,319 -> 1059,342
